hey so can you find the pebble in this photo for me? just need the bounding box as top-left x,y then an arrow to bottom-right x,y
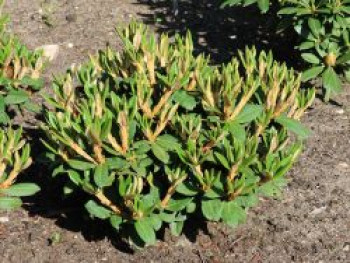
338,162 -> 349,168
67,43 -> 74,48
310,206 -> 327,216
0,217 -> 9,223
37,44 -> 60,61
343,245 -> 350,252
335,109 -> 344,114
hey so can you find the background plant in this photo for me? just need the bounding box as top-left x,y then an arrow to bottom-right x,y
43,22 -> 314,247
0,127 -> 40,210
222,0 -> 350,101
0,0 -> 45,124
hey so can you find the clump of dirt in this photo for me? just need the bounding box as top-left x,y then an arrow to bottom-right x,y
1,1 -> 349,262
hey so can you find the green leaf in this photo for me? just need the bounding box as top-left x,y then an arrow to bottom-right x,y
134,218 -> 156,245
275,115 -> 311,139
0,197 -> 22,210
156,134 -> 181,151
148,215 -> 162,231
105,157 -> 129,170
234,194 -> 259,208
214,152 -> 230,170
4,90 -> 29,105
176,182 -> 198,196
159,212 -> 176,223
20,76 -> 44,90
308,18 -> 321,37
337,50 -> 350,64
226,122 -> 246,142
301,53 -> 320,64
85,200 -> 111,219
186,202 -> 196,213
235,104 -> 263,123
170,220 -> 184,236
301,66 -> 324,82
258,177 -> 287,197
110,215 -> 123,230
94,163 -> 113,188
172,90 -> 197,110
257,0 -> 269,13
322,67 -> 342,101
68,159 -> 96,171
221,201 -> 246,227
166,198 -> 193,212
23,101 -> 42,113
201,199 -> 223,221
151,142 -> 169,164
0,183 -> 40,197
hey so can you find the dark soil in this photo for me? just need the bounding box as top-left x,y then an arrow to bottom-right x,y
1,0 -> 349,262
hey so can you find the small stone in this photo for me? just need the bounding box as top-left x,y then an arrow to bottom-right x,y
310,206 -> 327,216
0,217 -> 9,223
37,44 -> 59,61
335,109 -> 344,114
67,43 -> 74,48
338,162 -> 349,168
66,13 -> 77,23
343,245 -> 350,252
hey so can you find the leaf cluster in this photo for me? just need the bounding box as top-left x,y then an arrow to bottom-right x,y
0,14 -> 45,124
0,127 -> 40,210
279,0 -> 350,101
42,22 -> 314,246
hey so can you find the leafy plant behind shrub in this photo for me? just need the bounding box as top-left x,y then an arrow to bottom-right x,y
0,127 -> 40,210
0,3 -> 45,124
42,22 -> 314,246
222,0 -> 350,101
278,0 -> 350,101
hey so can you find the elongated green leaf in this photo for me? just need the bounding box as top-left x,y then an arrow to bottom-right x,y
235,104 -> 263,123
166,198 -> 193,212
176,182 -> 198,196
322,67 -> 342,101
201,199 -> 223,221
257,0 -> 269,13
4,90 -> 29,105
94,163 -> 113,188
301,53 -> 320,64
0,197 -> 22,210
85,200 -> 111,219
301,66 -> 324,82
275,115 -> 311,139
226,122 -> 246,142
172,90 -> 197,110
134,218 -> 156,245
110,215 -> 123,230
0,183 -> 40,197
337,50 -> 350,64
68,159 -> 95,171
170,220 -> 184,236
221,201 -> 246,227
151,142 -> 169,163
308,18 -> 321,37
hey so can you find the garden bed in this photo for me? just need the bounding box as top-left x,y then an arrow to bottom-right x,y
0,0 -> 349,262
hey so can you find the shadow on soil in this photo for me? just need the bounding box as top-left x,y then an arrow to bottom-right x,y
136,0 -> 301,67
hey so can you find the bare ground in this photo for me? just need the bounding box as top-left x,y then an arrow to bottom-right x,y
1,1 -> 349,262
